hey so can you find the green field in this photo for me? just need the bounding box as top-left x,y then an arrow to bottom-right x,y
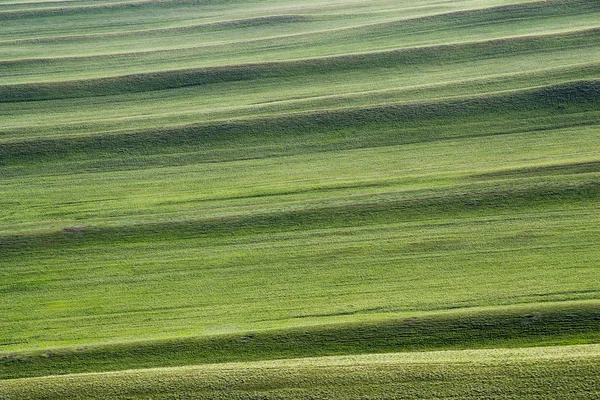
1,0 -> 600,398
3,345 -> 600,399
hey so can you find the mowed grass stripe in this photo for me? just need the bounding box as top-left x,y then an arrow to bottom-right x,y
0,0 -> 212,21
0,0 -> 139,10
0,0 -> 549,40
0,14 -> 314,47
1,80 -> 598,167
1,344 -> 600,398
2,0 -> 597,60
3,10 -> 599,84
2,26 -> 599,95
1,171 -> 598,247
3,61 -> 599,141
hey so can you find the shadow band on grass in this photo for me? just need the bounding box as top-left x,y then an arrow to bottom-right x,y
1,301 -> 600,379
1,178 -> 598,252
1,27 -> 599,103
1,80 -> 599,168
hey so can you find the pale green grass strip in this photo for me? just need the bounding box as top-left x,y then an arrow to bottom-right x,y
1,344 -> 599,399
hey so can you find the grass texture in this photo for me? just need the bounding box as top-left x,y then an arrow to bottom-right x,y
2,344 -> 600,399
1,0 -> 599,397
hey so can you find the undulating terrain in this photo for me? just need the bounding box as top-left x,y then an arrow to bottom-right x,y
1,0 -> 599,398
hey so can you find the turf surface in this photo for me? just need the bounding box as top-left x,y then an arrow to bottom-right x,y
1,0 -> 599,397
3,345 -> 600,399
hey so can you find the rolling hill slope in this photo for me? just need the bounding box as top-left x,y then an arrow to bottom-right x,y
1,0 -> 599,398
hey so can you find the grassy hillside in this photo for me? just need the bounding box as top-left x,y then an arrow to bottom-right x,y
3,345 -> 600,399
1,0 -> 599,397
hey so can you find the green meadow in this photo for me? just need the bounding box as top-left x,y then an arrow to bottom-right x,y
1,0 -> 599,398
3,345 -> 600,399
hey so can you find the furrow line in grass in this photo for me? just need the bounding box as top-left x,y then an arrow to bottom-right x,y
331,0 -> 600,37
0,0 -> 131,8
0,80 -> 598,167
471,161 -> 600,180
0,0 -> 595,45
0,0 -> 532,21
3,115 -> 599,176
0,0 -> 141,8
1,301 -> 600,380
2,27 -> 598,98
4,23 -> 599,66
2,355 -> 600,399
362,0 -> 600,32
3,61 -> 599,142
0,14 -> 313,45
0,0 -> 202,20
1,175 -> 597,250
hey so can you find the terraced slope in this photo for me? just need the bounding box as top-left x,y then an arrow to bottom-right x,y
1,0 -> 600,397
